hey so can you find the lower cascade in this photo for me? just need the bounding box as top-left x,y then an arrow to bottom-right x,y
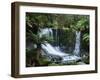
41,42 -> 81,64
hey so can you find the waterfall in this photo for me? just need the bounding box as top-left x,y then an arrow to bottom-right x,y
41,42 -> 68,56
39,28 -> 81,63
49,28 -> 53,38
41,42 -> 81,63
39,28 -> 53,38
56,28 -> 58,46
73,31 -> 81,56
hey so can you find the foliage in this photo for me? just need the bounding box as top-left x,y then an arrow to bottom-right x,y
27,30 -> 54,45
26,13 -> 90,66
26,13 -> 89,29
39,56 -> 51,66
83,33 -> 89,43
48,63 -> 63,66
71,15 -> 89,31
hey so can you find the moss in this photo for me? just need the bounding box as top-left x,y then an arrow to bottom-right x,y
48,63 -> 63,66
38,56 -> 51,66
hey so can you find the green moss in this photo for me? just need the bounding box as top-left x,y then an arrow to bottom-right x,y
48,63 -> 63,66
38,56 -> 51,66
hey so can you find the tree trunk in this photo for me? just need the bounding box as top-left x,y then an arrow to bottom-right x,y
36,48 -> 41,61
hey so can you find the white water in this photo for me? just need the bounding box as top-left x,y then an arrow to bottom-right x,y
41,42 -> 81,62
41,43 -> 68,57
39,28 -> 81,62
73,31 -> 81,56
39,28 -> 53,38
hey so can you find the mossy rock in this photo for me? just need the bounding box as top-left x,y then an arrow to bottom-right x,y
48,63 -> 63,66
38,57 -> 51,66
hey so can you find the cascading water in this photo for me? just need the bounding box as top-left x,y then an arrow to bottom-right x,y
41,42 -> 68,56
56,28 -> 58,46
39,28 -> 81,64
55,28 -> 60,51
41,42 -> 81,63
73,31 -> 81,56
39,28 -> 53,38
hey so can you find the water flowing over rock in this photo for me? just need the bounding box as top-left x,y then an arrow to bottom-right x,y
41,42 -> 81,64
39,28 -> 81,64
73,31 -> 81,56
39,28 -> 53,38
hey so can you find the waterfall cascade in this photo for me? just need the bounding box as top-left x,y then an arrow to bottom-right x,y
39,28 -> 53,38
73,31 -> 81,56
41,42 -> 68,57
39,28 -> 81,64
41,42 -> 81,63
